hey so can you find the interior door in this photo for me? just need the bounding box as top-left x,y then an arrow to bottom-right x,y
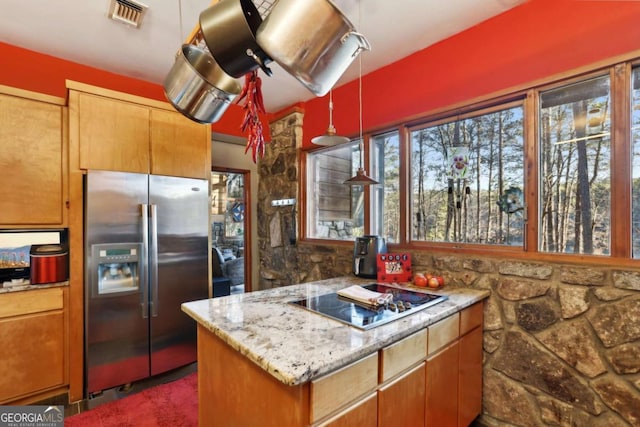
211,170 -> 248,293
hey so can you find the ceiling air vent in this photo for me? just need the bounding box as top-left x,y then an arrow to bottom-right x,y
108,0 -> 148,28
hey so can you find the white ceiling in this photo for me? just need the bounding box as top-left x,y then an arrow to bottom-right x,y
0,0 -> 524,112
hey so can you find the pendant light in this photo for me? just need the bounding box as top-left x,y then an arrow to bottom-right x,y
311,90 -> 350,146
344,5 -> 377,186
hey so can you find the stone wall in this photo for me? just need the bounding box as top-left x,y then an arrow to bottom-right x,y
258,111 -> 303,289
259,114 -> 640,426
417,254 -> 640,426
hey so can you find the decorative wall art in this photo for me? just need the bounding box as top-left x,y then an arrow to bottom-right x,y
447,146 -> 469,179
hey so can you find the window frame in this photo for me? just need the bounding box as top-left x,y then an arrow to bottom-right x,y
406,99 -> 526,249
301,57 -> 640,265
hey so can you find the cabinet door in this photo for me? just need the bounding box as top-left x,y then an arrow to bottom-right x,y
0,288 -> 66,403
150,109 -> 209,179
0,94 -> 64,225
458,327 -> 483,427
78,92 -> 150,173
426,342 -> 459,427
378,362 -> 426,427
322,392 -> 377,427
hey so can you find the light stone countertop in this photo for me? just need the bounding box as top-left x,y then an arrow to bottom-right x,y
182,276 -> 489,386
0,279 -> 69,294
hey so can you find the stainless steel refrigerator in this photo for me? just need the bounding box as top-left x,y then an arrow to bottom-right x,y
84,170 -> 209,396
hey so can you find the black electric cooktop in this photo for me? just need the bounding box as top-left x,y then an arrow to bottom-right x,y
290,283 -> 448,330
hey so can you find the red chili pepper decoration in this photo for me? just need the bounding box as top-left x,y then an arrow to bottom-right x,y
236,70 -> 267,163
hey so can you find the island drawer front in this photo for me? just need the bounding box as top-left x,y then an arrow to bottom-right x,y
379,328 -> 427,383
316,392 -> 378,427
428,312 -> 460,355
460,302 -> 483,335
310,352 -> 379,423
0,287 -> 64,319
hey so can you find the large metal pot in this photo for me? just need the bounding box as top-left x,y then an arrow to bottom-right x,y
199,0 -> 272,78
256,0 -> 370,96
163,44 -> 241,124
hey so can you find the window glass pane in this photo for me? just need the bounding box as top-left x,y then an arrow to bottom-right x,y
539,75 -> 611,255
371,131 -> 400,243
410,106 -> 524,245
632,67 -> 640,258
306,142 -> 364,239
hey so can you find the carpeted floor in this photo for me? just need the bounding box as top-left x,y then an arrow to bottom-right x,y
65,372 -> 197,427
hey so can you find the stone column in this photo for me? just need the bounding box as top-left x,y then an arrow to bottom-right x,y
258,111 -> 303,289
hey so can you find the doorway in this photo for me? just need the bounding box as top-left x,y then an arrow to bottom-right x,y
211,169 -> 249,295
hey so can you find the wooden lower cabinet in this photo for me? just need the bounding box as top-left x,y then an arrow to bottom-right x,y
458,326 -> 483,427
196,302 -> 484,426
426,342 -> 460,427
0,287 -> 68,404
379,363 -> 426,427
321,393 -> 378,427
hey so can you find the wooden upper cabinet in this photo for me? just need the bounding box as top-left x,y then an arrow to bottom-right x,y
78,92 -> 151,173
150,109 -> 209,179
0,89 -> 66,226
69,81 -> 211,179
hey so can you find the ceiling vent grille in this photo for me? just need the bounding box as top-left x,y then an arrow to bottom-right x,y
108,0 -> 148,28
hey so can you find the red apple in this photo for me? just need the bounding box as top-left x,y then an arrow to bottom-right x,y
427,277 -> 440,288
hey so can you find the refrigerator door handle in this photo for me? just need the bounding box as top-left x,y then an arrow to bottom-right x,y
150,204 -> 159,317
141,204 -> 150,319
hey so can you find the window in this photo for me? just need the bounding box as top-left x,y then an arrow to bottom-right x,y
306,141 -> 364,239
303,58 -> 640,263
633,67 -> 640,258
539,76 -> 611,255
371,131 -> 400,243
409,105 -> 525,246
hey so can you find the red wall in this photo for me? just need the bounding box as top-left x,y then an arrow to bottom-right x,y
3,0 -> 640,147
0,41 -> 256,138
302,0 -> 640,148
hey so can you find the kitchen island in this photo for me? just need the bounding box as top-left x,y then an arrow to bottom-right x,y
182,276 -> 489,426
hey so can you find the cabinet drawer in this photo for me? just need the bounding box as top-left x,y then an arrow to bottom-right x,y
428,313 -> 459,355
311,352 -> 378,423
0,288 -> 64,319
379,329 -> 427,383
460,302 -> 483,336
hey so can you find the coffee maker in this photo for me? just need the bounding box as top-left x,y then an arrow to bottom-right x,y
353,235 -> 387,278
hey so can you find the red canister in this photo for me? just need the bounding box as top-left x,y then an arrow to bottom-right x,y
29,244 -> 69,284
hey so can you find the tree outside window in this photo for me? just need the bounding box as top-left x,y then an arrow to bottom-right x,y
371,131 -> 400,243
539,76 -> 611,255
410,106 -> 525,246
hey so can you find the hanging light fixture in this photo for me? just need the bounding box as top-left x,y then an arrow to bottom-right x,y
311,90 -> 350,146
344,3 -> 377,186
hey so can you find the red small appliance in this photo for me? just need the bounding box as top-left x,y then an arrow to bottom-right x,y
30,244 -> 69,284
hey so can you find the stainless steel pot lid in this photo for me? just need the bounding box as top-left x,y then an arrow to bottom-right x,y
30,244 -> 67,255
